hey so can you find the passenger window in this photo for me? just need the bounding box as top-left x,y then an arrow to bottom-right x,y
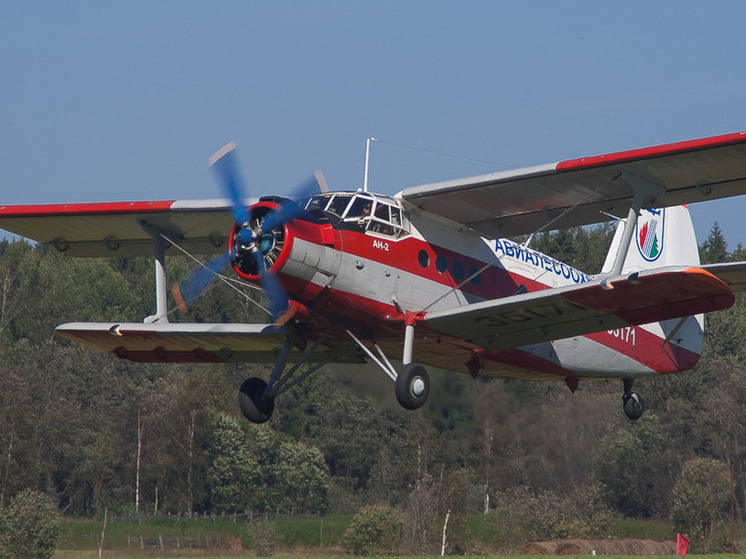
451,261 -> 464,282
418,250 -> 430,268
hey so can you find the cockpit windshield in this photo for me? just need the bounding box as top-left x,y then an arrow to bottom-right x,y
304,192 -> 408,238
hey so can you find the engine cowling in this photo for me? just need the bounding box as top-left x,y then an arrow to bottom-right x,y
229,201 -> 295,282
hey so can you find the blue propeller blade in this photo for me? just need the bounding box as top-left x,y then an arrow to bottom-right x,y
173,251 -> 232,314
176,145 -> 322,318
209,142 -> 251,226
259,173 -> 321,233
251,250 -> 289,319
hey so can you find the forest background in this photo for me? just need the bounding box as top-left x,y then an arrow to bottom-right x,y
0,221 -> 744,554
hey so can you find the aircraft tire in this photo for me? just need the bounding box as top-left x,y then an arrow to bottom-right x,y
395,363 -> 430,411
623,392 -> 644,420
238,377 -> 275,424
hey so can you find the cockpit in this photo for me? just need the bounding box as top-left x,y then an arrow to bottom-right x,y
304,192 -> 408,238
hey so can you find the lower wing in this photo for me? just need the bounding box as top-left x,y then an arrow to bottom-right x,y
56,322 -> 363,364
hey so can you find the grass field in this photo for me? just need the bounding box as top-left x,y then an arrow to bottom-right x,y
51,554 -> 746,559
56,514 -> 746,557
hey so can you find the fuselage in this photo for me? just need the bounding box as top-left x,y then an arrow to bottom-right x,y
236,191 -> 703,384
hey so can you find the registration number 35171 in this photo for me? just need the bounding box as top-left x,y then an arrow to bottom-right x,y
607,327 -> 636,345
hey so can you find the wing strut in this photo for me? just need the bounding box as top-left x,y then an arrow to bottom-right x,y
139,222 -> 170,323
609,171 -> 664,276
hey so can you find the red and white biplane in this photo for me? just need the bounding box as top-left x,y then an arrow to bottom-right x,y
2,132 -> 746,423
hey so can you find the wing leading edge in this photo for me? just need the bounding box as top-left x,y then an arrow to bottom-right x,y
398,131 -> 746,238
0,199 -> 245,257
423,267 -> 734,351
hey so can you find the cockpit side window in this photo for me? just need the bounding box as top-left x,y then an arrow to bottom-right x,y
344,196 -> 374,220
374,203 -> 389,221
390,206 -> 402,227
327,194 -> 352,217
367,200 -> 408,238
305,194 -> 331,212
305,192 -> 410,239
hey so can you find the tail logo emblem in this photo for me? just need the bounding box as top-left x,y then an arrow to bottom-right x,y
636,208 -> 664,262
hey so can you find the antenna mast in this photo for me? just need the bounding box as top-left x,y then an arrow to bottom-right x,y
363,137 -> 377,192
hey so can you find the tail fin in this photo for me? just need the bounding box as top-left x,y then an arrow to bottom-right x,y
602,205 -> 704,368
601,205 -> 700,274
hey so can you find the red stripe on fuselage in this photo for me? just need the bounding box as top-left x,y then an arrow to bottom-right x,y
329,227 -> 534,299
585,329 -> 700,374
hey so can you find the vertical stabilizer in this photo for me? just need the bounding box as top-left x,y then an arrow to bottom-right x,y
601,205 -> 700,274
601,205 -> 704,362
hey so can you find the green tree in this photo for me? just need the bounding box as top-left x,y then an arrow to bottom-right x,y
594,414 -> 669,517
0,489 -> 60,559
207,411 -> 328,514
699,222 -> 728,264
276,439 -> 328,513
206,411 -> 258,512
341,504 -> 403,556
671,457 -> 730,552
530,224 -> 614,273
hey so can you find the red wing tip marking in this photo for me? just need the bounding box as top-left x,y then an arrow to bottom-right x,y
683,266 -> 728,285
0,200 -> 176,217
209,142 -> 237,166
556,130 -> 746,171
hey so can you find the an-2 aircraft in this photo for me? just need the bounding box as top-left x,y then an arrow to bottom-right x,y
2,131 -> 746,423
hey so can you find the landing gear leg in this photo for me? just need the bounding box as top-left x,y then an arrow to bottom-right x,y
394,321 -> 430,410
345,319 -> 431,412
238,328 -> 354,424
622,378 -> 644,420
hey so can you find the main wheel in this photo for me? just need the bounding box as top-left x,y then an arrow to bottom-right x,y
395,363 -> 430,410
623,392 -> 644,420
238,377 -> 275,423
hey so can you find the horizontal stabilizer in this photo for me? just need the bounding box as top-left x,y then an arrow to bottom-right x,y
424,267 -> 734,351
701,261 -> 746,293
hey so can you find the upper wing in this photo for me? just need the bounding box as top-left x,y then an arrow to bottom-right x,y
398,131 -> 746,238
423,267 -> 734,351
56,321 -> 364,364
0,198 -> 247,257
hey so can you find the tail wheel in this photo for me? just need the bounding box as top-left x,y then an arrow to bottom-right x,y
395,363 -> 430,410
238,377 -> 275,424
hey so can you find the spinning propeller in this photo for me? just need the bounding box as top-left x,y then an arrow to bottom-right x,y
172,143 -> 322,323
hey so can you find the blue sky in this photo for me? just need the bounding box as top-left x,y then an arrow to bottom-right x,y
2,1 -> 746,246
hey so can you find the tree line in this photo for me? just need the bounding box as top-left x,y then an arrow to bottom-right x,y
0,222 -> 744,551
